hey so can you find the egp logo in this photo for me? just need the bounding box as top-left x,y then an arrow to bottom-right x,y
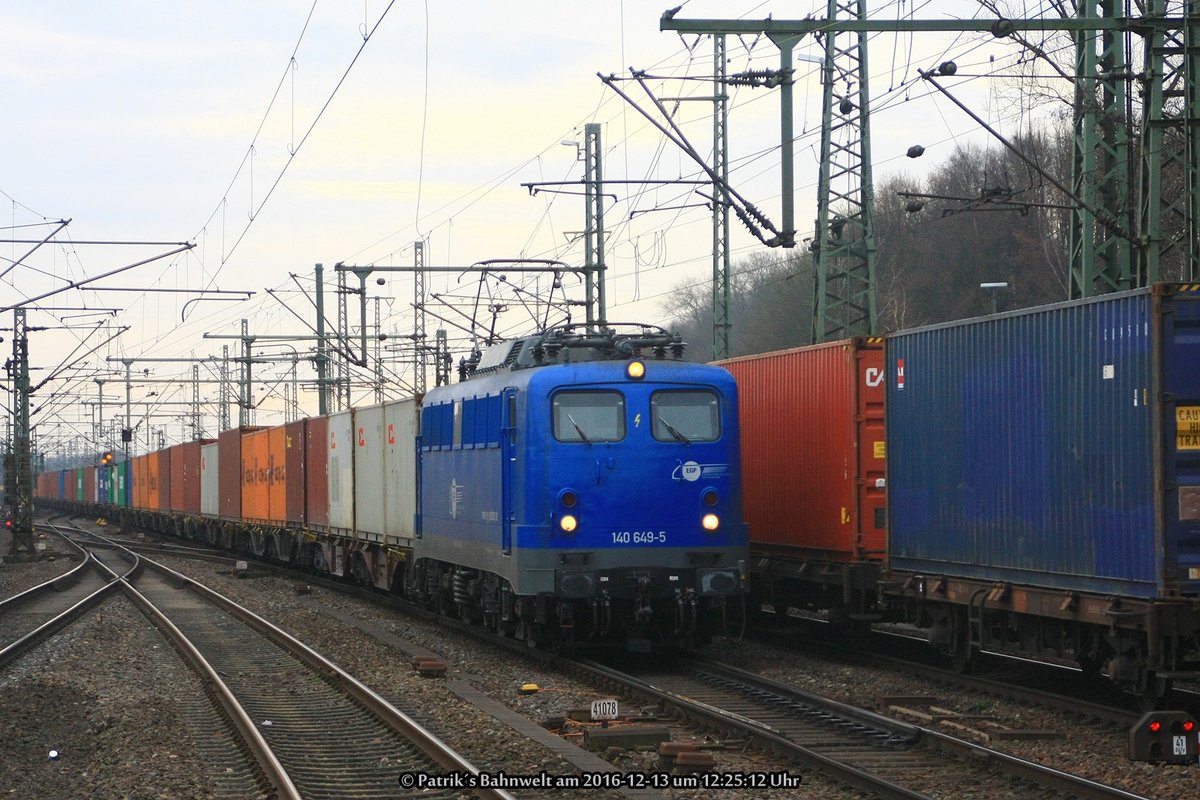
677,461 -> 702,482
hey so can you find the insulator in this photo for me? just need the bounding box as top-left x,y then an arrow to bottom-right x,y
728,69 -> 784,88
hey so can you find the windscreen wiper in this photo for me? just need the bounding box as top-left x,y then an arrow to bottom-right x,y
566,413 -> 591,444
658,415 -> 690,445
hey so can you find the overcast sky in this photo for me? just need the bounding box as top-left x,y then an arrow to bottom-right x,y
2,1 -> 1044,448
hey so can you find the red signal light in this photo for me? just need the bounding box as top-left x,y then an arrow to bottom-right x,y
1185,721 -> 1196,733
1148,720 -> 1162,733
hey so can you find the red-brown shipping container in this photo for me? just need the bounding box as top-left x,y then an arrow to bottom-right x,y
147,448 -> 171,512
267,425 -> 287,525
169,443 -> 186,513
219,427 -> 262,519
170,440 -> 212,515
242,428 -> 270,523
718,337 -> 886,562
305,415 -> 329,530
83,465 -> 96,504
284,419 -> 307,527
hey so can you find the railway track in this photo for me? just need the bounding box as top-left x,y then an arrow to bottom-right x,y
85,518 -> 1173,799
2,521 -> 516,800
0,528 -> 125,664
746,618 -> 1150,728
770,610 -> 1200,723
572,657 -> 1149,800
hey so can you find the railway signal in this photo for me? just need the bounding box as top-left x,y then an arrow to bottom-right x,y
1128,711 -> 1198,763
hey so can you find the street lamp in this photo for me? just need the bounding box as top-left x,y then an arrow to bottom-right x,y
980,281 -> 1009,314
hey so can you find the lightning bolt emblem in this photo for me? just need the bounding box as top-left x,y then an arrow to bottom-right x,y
634,413 -> 642,428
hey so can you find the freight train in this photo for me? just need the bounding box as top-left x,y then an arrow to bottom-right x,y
721,283 -> 1200,707
35,324 -> 748,651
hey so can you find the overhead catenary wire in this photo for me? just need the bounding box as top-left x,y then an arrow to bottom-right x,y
15,1 -> 1114,440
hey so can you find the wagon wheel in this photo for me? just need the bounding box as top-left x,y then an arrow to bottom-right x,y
950,608 -> 975,674
1076,649 -> 1105,678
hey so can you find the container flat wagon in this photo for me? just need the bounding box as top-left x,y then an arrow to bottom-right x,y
884,283 -> 1200,700
719,338 -> 886,624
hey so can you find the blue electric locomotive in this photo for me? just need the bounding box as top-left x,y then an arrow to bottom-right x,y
408,324 -> 747,649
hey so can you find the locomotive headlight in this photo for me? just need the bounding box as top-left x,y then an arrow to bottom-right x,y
626,360 -> 646,380
560,514 -> 578,533
701,513 -> 720,531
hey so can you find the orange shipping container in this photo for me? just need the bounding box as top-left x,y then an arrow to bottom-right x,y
147,449 -> 172,512
132,454 -> 148,509
242,428 -> 271,523
267,425 -> 287,525
148,452 -> 159,509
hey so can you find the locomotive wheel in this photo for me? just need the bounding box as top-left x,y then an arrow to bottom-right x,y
718,595 -> 748,641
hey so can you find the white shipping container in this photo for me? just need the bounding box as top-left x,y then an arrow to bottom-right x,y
384,398 -> 419,541
200,442 -> 220,517
353,404 -> 386,539
326,410 -> 355,535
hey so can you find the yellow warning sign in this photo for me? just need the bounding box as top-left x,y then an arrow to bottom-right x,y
1179,406 -> 1200,450
873,441 -> 886,459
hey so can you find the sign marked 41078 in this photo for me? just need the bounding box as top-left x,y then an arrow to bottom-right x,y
590,698 -> 618,721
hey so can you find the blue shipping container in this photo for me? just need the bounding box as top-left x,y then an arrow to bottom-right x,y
887,284 -> 1200,599
97,465 -> 111,504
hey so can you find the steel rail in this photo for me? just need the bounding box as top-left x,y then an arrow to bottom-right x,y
138,557 -> 518,800
693,659 -> 1150,800
117,575 -> 302,800
0,550 -> 125,669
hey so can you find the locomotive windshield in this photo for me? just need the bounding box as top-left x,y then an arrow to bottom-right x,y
553,391 -> 625,443
652,390 -> 721,443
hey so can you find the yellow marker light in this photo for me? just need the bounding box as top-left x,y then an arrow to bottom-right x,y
702,513 -> 720,531
560,514 -> 578,533
626,360 -> 646,380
